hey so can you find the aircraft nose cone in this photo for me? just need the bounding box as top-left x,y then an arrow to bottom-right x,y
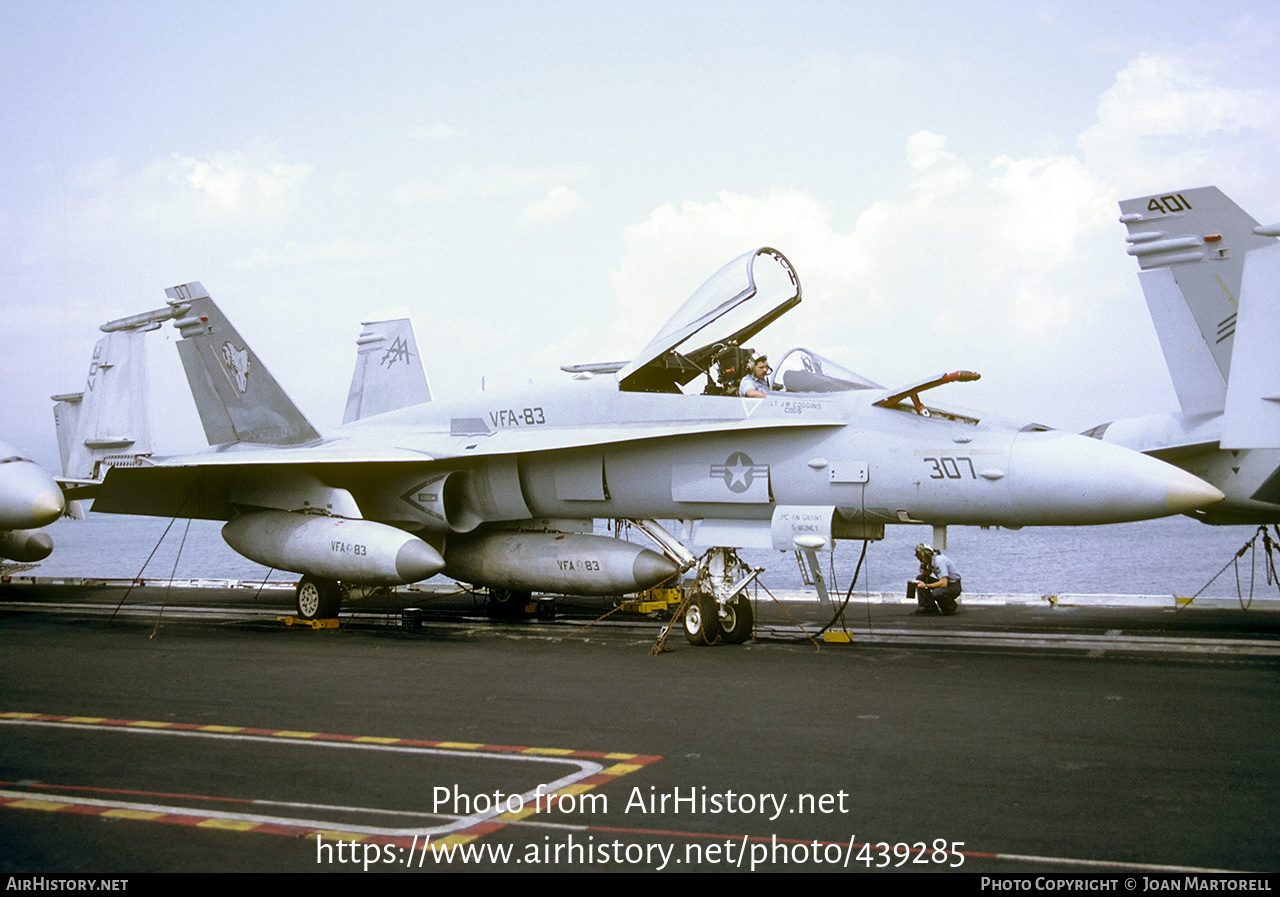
632,549 -> 681,591
0,462 -> 64,529
1008,431 -> 1223,525
29,488 -> 65,527
1165,468 -> 1225,514
394,538 -> 446,583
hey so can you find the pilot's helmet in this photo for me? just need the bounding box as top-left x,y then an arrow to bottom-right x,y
914,543 -> 934,563
749,352 -> 769,368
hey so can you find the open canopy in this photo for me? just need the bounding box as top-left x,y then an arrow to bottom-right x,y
617,247 -> 801,393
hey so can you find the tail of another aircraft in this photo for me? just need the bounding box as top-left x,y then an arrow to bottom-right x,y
1221,240 -> 1280,449
53,327 -> 153,484
342,316 -> 431,424
163,282 -> 320,446
1119,187 -> 1280,447
1119,187 -> 1279,417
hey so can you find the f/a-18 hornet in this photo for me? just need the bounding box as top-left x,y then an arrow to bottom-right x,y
57,248 -> 1222,644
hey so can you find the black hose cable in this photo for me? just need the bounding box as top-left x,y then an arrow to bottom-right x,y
1163,525 -> 1268,626
149,518 -> 192,639
816,539 -> 869,637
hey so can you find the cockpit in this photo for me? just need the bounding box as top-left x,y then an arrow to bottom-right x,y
768,348 -> 881,394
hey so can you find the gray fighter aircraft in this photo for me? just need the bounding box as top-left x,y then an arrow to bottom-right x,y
0,440 -> 63,563
57,248 -> 1223,643
1085,187 -> 1280,524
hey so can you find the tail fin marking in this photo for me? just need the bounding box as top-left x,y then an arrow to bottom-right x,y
164,282 -> 320,446
342,317 -> 431,424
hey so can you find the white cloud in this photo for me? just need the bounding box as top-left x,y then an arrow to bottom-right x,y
521,185 -> 587,225
412,123 -> 461,140
73,157 -> 124,191
168,151 -> 313,220
52,146 -> 316,272
1090,54 -> 1266,140
1079,52 -> 1280,192
233,236 -> 403,270
393,165 -> 584,205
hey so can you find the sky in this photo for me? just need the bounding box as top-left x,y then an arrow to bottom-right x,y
3,0 -> 1280,469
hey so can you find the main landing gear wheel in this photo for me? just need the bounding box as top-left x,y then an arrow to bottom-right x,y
683,591 -> 722,646
296,575 -> 342,620
718,595 -> 754,645
487,587 -> 533,618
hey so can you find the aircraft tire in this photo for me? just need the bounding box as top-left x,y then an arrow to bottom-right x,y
488,587 -> 532,618
718,596 -> 754,644
296,576 -> 342,620
683,591 -> 722,646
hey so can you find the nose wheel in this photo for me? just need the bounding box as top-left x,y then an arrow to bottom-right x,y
718,595 -> 754,644
682,547 -> 759,646
683,591 -> 722,645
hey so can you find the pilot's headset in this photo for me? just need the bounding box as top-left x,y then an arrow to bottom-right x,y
711,343 -> 750,393
914,543 -> 934,566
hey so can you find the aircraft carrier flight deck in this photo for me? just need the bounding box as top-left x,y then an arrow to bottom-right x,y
2,576 -> 1277,874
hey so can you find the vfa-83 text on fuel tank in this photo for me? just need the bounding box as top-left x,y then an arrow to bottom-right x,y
557,558 -> 602,572
331,541 -> 368,556
489,407 -> 546,427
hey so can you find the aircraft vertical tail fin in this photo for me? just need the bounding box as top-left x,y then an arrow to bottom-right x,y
52,325 -> 153,483
163,282 -> 320,446
1119,187 -> 1279,415
342,315 -> 431,424
1221,241 -> 1280,448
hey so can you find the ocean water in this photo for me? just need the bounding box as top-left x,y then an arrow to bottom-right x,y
15,512 -> 1278,602
748,516 -> 1277,600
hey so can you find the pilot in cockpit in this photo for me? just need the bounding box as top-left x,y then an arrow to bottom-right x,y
738,353 -> 771,398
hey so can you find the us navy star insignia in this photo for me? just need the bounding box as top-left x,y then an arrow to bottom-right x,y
711,451 -> 768,493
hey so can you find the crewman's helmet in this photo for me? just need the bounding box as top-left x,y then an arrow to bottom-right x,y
914,543 -> 934,564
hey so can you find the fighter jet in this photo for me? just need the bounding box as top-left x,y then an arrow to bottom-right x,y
0,441 -> 63,563
58,248 -> 1222,643
1085,187 -> 1280,524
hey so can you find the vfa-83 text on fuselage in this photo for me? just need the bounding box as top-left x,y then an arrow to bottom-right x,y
1085,187 -> 1280,525
59,248 -> 1222,644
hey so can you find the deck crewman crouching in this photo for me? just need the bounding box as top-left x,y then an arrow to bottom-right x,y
911,543 -> 961,615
